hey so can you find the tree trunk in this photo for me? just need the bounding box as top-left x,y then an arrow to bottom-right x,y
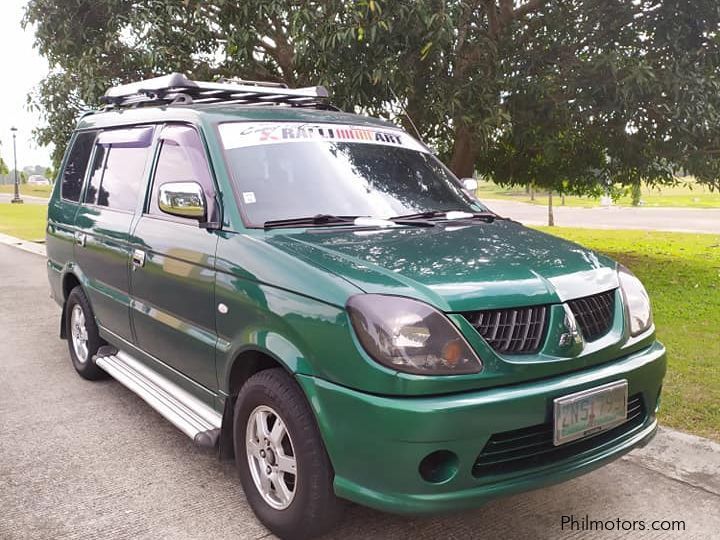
561,193 -> 566,206
449,124 -> 477,178
548,191 -> 554,226
529,183 -> 535,201
631,181 -> 642,206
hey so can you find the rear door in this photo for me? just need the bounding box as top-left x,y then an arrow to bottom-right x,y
129,124 -> 220,391
74,126 -> 155,342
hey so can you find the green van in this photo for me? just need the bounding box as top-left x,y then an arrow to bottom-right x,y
47,74 -> 665,539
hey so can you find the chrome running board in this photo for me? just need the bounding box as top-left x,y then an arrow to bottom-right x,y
94,349 -> 222,448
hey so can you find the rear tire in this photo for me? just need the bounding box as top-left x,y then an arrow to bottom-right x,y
65,286 -> 107,381
234,368 -> 341,539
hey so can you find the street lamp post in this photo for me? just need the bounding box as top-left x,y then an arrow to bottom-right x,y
10,127 -> 23,204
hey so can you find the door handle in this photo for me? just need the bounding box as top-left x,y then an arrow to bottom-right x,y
74,232 -> 86,247
131,249 -> 146,270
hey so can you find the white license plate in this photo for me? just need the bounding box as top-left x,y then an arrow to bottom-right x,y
553,380 -> 628,446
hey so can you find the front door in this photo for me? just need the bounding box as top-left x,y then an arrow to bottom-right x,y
74,126 -> 155,342
129,124 -> 220,391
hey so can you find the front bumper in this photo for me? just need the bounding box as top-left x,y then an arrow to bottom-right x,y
297,341 -> 666,515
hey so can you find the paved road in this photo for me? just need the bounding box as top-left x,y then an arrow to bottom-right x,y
1,244 -> 719,540
0,193 -> 49,205
483,199 -> 720,234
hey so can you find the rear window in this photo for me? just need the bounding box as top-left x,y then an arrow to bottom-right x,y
84,127 -> 154,212
60,131 -> 96,202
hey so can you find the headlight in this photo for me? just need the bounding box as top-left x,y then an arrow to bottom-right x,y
346,294 -> 482,375
618,265 -> 653,336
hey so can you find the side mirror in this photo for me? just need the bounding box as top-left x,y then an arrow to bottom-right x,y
158,181 -> 206,220
461,178 -> 478,192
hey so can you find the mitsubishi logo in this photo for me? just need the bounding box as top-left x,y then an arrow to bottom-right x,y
558,305 -> 584,348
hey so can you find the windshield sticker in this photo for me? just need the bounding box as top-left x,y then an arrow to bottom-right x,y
219,122 -> 428,153
242,191 -> 257,204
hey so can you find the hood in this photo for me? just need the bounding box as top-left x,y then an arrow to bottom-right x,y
266,220 -> 618,312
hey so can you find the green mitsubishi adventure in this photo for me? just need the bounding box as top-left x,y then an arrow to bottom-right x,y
46,74 -> 665,539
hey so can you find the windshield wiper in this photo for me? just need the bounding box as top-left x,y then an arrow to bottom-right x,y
263,214 -> 359,229
264,213 -> 436,229
389,210 -> 504,223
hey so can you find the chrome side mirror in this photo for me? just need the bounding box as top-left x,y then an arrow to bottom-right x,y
158,181 -> 206,220
461,178 -> 478,192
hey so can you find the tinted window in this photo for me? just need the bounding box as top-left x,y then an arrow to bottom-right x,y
149,125 -> 214,216
84,127 -> 153,211
61,131 -> 96,202
85,145 -> 106,205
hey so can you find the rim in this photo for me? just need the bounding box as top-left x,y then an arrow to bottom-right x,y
70,304 -> 89,362
245,405 -> 298,510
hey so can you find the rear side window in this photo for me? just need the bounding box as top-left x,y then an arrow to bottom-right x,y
84,127 -> 153,212
61,131 -> 96,202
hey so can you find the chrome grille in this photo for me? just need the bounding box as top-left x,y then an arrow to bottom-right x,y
464,305 -> 547,354
473,394 -> 646,477
568,289 -> 616,341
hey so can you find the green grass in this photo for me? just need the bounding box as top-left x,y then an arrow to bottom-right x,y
478,178 -> 720,208
0,203 -> 47,241
537,227 -> 720,441
0,184 -> 53,198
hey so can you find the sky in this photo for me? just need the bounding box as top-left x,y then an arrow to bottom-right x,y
0,0 -> 52,168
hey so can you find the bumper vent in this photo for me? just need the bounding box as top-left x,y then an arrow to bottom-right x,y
473,394 -> 646,478
568,289 -> 616,341
464,305 -> 547,354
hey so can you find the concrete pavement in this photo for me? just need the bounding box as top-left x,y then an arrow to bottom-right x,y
483,199 -> 720,234
1,243 -> 719,539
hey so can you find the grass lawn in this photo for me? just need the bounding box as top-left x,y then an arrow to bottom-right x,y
0,203 -> 47,241
479,178 -> 720,208
537,227 -> 720,441
0,184 -> 53,198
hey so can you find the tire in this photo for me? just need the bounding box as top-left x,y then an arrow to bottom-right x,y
234,368 -> 341,539
65,286 -> 107,381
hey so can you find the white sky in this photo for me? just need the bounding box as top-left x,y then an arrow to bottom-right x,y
0,0 -> 52,168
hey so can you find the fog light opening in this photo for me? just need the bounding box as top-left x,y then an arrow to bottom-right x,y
419,450 -> 459,484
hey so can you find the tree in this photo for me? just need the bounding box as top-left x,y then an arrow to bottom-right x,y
24,0 -> 720,206
0,155 -> 8,176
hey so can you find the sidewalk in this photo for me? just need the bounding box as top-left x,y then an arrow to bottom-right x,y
0,231 -> 46,256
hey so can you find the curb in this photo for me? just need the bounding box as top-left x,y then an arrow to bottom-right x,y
623,426 -> 720,496
0,232 -> 47,257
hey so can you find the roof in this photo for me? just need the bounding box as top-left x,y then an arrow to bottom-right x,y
76,102 -> 397,131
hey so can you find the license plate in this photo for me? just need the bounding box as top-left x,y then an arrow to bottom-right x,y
553,380 -> 628,446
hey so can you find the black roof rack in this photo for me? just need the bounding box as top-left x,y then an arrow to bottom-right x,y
100,73 -> 338,111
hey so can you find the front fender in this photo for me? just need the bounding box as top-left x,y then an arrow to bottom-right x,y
217,331 -> 316,395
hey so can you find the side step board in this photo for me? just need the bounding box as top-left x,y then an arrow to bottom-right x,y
95,349 -> 222,448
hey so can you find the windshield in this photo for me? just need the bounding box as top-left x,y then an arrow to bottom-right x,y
218,122 -> 482,226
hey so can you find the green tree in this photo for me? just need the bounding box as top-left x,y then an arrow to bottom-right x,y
24,0 -> 720,203
0,155 -> 8,176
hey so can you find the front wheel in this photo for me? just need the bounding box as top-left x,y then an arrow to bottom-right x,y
234,368 -> 341,539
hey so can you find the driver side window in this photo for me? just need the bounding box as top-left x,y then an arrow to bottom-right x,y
149,125 -> 214,216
